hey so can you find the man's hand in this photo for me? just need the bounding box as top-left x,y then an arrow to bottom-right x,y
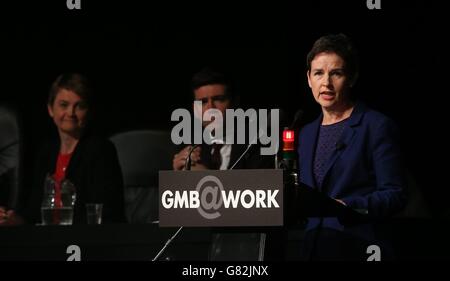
0,206 -> 24,226
172,145 -> 202,170
0,206 -> 8,224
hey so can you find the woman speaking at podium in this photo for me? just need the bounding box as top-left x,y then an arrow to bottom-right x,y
298,34 -> 407,260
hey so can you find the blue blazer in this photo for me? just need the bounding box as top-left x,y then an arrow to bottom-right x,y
298,102 -> 406,240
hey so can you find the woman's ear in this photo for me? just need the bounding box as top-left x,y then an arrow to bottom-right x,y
47,104 -> 54,118
307,71 -> 312,88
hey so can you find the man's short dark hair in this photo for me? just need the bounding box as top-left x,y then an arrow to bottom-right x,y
191,67 -> 236,101
306,33 -> 359,83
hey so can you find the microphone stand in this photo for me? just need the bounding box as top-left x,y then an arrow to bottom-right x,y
229,144 -> 253,170
151,144 -> 200,261
152,226 -> 183,261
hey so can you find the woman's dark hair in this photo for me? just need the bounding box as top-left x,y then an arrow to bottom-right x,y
48,73 -> 93,106
306,33 -> 359,83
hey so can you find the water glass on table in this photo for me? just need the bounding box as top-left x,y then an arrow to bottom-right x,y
86,203 -> 103,224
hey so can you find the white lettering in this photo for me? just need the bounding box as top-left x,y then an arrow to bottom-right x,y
162,190 -> 201,209
163,189 -> 280,209
240,190 -> 255,209
190,190 -> 200,208
221,190 -> 241,208
255,190 -> 267,208
183,265 -> 216,278
267,190 -> 279,208
174,190 -> 189,208
162,190 -> 174,208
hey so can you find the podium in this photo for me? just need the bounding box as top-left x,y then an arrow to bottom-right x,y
157,169 -> 368,261
207,180 -> 370,261
285,181 -> 369,226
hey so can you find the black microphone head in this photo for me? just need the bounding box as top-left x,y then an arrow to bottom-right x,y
290,109 -> 304,130
336,141 -> 346,151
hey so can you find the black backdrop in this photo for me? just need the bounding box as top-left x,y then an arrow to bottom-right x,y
1,0 -> 444,216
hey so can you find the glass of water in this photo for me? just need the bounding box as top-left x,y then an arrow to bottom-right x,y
86,203 -> 103,224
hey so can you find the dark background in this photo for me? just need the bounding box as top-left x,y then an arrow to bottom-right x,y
1,1 -> 444,216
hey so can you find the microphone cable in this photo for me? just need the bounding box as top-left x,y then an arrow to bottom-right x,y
152,144 -> 200,261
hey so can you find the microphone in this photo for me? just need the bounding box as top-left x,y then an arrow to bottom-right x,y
184,144 -> 201,170
282,110 -> 304,225
279,109 -> 303,168
289,109 -> 304,130
335,141 -> 346,151
229,143 -> 254,170
279,108 -> 303,169
152,226 -> 184,261
153,144 -> 199,261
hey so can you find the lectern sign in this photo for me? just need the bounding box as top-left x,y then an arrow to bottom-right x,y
159,169 -> 283,227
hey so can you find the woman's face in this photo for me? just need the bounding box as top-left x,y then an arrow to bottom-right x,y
48,89 -> 88,136
307,52 -> 352,111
